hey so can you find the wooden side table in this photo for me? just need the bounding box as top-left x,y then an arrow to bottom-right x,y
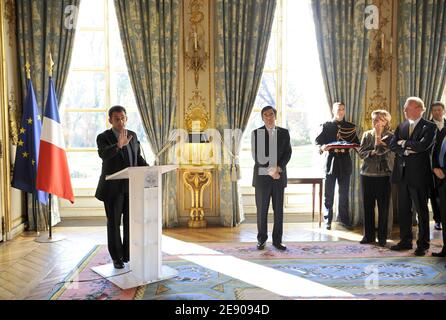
288,177 -> 324,227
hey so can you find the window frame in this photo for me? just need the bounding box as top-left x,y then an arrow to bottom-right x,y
238,0 -> 329,186
62,0 -> 142,189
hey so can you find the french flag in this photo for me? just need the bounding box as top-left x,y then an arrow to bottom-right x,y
36,78 -> 74,203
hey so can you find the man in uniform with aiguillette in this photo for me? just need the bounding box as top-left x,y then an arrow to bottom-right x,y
315,102 -> 360,230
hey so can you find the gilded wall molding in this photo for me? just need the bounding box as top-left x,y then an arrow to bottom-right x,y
4,0 -> 15,47
180,0 -> 217,224
8,90 -> 18,145
365,0 -> 393,129
1,0 -> 13,235
185,89 -> 210,132
184,0 -> 209,88
183,0 -> 210,133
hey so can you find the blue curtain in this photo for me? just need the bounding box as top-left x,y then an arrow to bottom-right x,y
312,0 -> 371,225
114,0 -> 180,227
397,0 -> 446,121
214,0 -> 277,226
16,0 -> 80,108
15,0 -> 80,230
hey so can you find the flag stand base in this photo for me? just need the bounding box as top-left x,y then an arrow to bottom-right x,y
35,232 -> 65,243
22,231 -> 41,237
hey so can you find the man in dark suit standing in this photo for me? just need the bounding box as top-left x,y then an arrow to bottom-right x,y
251,106 -> 292,251
431,123 -> 446,257
95,106 -> 148,269
429,101 -> 446,231
390,97 -> 437,256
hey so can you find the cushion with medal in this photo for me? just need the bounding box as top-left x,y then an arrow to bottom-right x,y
326,141 -> 360,149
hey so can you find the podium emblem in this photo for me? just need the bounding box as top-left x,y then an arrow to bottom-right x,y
144,172 -> 158,188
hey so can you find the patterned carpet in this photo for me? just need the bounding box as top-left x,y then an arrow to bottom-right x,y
49,241 -> 446,300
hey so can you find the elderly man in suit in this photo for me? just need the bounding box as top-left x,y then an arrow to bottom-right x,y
390,97 -> 437,256
251,106 -> 292,251
95,105 -> 148,269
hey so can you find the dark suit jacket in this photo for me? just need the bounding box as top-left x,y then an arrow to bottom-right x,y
315,120 -> 360,176
430,118 -> 446,129
251,126 -> 292,188
432,127 -> 446,187
390,118 -> 437,187
95,129 -> 148,201
430,120 -> 446,188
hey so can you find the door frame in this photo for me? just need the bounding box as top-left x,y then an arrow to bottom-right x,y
0,0 -> 12,241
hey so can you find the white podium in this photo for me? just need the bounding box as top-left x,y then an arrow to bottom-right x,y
92,165 -> 178,289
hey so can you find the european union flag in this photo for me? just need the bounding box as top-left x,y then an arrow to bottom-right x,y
11,78 -> 48,204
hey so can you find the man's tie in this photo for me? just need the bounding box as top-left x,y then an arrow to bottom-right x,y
268,128 -> 274,138
122,145 -> 133,167
439,137 -> 446,168
409,123 -> 415,137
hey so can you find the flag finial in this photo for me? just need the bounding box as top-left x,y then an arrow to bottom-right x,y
25,62 -> 31,79
48,53 -> 54,77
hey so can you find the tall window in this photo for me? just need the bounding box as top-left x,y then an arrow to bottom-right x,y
442,86 -> 446,104
61,0 -> 152,189
239,0 -> 330,185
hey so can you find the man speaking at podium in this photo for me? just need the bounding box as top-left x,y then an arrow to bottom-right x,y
95,106 -> 148,269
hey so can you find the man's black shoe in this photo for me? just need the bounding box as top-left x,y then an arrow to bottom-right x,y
273,243 -> 287,251
414,247 -> 426,256
434,222 -> 442,230
432,247 -> 446,257
113,259 -> 124,269
340,223 -> 353,230
359,237 -> 374,244
390,243 -> 413,251
257,241 -> 266,250
326,223 -> 331,230
378,240 -> 387,247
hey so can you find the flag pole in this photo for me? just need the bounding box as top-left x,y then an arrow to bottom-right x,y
36,194 -> 41,234
32,192 -> 39,236
48,193 -> 52,239
35,53 -> 65,243
27,63 -> 40,237
35,194 -> 64,242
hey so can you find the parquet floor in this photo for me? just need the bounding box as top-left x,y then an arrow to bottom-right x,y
0,221 -> 442,300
